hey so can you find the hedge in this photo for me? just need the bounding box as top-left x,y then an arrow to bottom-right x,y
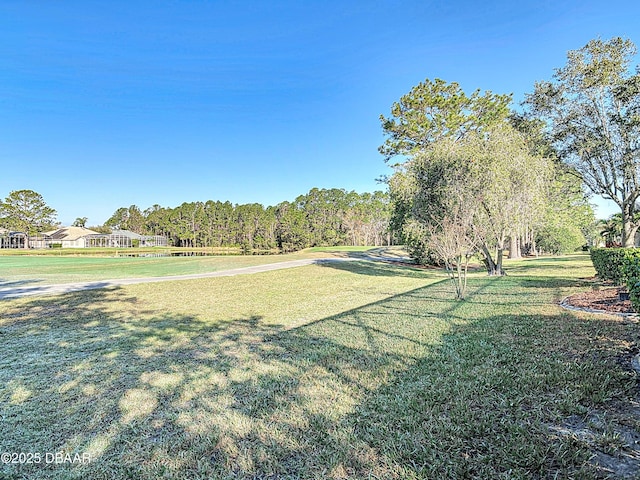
589,247 -> 640,285
622,256 -> 640,312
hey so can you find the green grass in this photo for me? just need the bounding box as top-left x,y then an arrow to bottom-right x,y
0,247 -> 275,256
0,249 -> 356,288
0,254 -> 638,479
305,246 -> 379,253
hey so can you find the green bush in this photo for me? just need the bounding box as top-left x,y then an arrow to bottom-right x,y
400,222 -> 441,266
537,224 -> 585,254
623,257 -> 640,311
589,247 -> 640,285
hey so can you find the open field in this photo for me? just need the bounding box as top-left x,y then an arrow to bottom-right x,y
1,254 -> 639,479
0,247 -> 275,257
0,248 -> 376,288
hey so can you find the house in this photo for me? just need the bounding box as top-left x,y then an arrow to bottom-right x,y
84,229 -> 168,248
110,230 -> 168,247
41,227 -> 102,248
0,226 -> 170,249
0,228 -> 28,248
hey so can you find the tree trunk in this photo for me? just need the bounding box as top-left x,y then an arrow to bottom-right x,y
496,247 -> 505,275
508,235 -> 521,259
480,243 -> 501,275
480,242 -> 506,276
480,243 -> 495,274
622,206 -> 638,248
622,202 -> 639,247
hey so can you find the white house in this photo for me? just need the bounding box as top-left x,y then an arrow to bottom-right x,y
41,227 -> 101,248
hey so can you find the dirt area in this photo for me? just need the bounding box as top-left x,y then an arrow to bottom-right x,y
563,286 -> 636,314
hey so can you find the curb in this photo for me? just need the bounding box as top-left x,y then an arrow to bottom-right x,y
632,355 -> 640,375
558,297 -> 639,320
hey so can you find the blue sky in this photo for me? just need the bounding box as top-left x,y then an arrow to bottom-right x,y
2,1 -> 639,225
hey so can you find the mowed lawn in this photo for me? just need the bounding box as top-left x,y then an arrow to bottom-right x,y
1,255 -> 639,479
0,248 -> 367,288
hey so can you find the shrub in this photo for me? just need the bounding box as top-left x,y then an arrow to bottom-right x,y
537,224 -> 585,254
589,247 -> 640,285
400,221 -> 441,266
623,257 -> 640,311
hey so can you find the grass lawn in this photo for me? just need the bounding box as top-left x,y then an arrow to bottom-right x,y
0,248 -> 369,288
1,254 -> 639,479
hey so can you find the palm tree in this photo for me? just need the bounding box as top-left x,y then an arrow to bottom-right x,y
599,215 -> 622,247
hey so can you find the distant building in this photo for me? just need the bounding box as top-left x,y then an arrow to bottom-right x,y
84,229 -> 168,248
0,228 -> 28,248
40,226 -> 101,248
0,226 -> 169,249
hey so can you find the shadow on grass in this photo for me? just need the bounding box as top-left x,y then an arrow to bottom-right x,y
317,258 -> 430,278
0,279 -> 44,289
0,268 -> 637,479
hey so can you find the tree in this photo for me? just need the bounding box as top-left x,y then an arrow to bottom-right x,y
72,217 -> 88,228
391,138 -> 479,297
470,126 -> 551,274
598,214 -> 626,247
380,79 -> 540,276
102,189 -> 392,251
535,171 -> 594,254
526,37 -> 640,247
275,200 -> 321,252
105,205 -> 145,234
296,188 -> 350,246
144,205 -> 173,241
380,80 -> 549,275
509,111 -> 596,256
388,118 -> 552,279
379,78 -> 512,163
0,189 -> 58,235
427,211 -> 477,299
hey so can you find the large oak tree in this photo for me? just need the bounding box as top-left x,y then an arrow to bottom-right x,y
526,37 -> 640,247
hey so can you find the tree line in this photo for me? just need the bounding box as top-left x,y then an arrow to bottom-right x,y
104,188 -> 391,251
0,188 -> 392,252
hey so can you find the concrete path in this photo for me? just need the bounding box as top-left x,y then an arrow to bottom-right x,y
0,257 -> 356,300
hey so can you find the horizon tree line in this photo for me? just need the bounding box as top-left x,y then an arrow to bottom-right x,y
0,188 -> 393,252
102,188 -> 393,251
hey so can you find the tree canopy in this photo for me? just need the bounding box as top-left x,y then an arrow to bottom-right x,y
382,78 -> 559,281
526,37 -> 640,246
105,188 -> 392,251
389,121 -> 553,283
379,78 -> 512,163
379,73 -> 600,298
72,217 -> 88,228
0,189 -> 58,234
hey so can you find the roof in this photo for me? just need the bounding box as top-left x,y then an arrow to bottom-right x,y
0,228 -> 26,236
42,226 -> 101,241
110,230 -> 145,240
